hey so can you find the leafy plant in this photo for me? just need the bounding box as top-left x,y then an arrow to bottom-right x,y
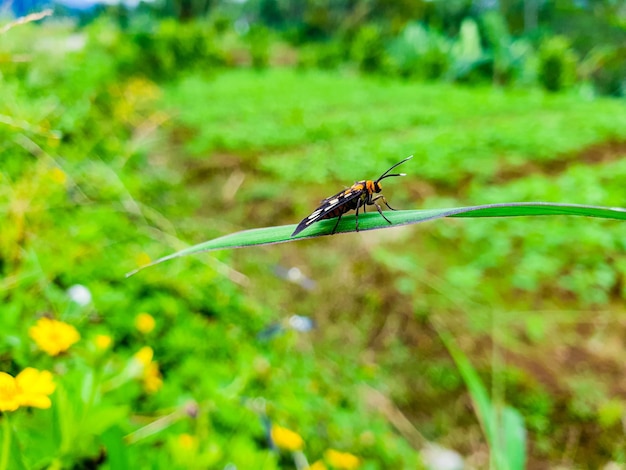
480,11 -> 534,86
537,35 -> 578,92
387,22 -> 450,80
350,24 -> 387,73
448,18 -> 490,83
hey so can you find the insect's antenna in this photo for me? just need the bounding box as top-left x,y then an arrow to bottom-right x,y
375,155 -> 413,182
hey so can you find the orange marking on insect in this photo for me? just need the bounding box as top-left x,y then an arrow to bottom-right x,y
349,183 -> 364,194
366,180 -> 376,193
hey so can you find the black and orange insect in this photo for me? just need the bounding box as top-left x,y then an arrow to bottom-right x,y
291,156 -> 413,237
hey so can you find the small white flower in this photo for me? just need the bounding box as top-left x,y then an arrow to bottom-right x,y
287,267 -> 303,282
288,315 -> 314,332
67,284 -> 92,306
422,444 -> 464,470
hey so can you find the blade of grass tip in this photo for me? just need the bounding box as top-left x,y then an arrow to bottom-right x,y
126,202 -> 626,276
125,223 -> 299,277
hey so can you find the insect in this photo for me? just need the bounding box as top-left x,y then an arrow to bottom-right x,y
291,155 -> 413,237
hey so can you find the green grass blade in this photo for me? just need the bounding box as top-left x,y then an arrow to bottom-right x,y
439,330 -> 527,470
127,202 -> 626,276
502,406 -> 527,470
438,331 -> 495,447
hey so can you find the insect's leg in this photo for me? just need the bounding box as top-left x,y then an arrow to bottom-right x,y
331,213 -> 343,235
373,201 -> 393,224
372,194 -> 398,211
354,200 -> 362,232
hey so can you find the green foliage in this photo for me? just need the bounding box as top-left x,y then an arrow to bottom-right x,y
480,11 -> 534,85
386,22 -> 450,79
51,0 -> 626,95
298,40 -> 345,70
350,24 -> 388,73
448,17 -> 490,83
87,18 -> 228,80
246,24 -> 272,69
581,45 -> 626,97
537,35 -> 579,92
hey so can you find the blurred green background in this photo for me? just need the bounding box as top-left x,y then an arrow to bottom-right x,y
2,1 -> 626,468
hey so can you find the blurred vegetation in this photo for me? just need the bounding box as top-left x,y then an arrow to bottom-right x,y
1,1 -> 626,469
41,0 -> 626,96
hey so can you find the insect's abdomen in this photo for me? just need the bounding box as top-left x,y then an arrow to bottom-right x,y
319,198 -> 359,220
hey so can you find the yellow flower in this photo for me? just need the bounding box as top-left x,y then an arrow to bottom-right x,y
133,347 -> 162,394
29,318 -> 80,356
178,433 -> 198,451
94,334 -> 113,351
0,372 -> 20,412
143,362 -> 163,394
134,346 -> 154,367
308,461 -> 328,470
136,252 -> 152,268
0,369 -> 56,411
49,167 -> 67,185
325,449 -> 360,470
15,368 -> 55,409
271,425 -> 304,452
135,313 -> 156,334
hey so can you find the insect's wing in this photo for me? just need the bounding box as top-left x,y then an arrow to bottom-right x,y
291,202 -> 330,237
291,185 -> 364,237
319,187 -> 350,204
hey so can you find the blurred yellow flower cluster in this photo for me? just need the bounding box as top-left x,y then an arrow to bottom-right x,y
271,425 -> 304,452
271,424 -> 361,469
133,346 -> 163,394
0,368 -> 56,412
29,318 -> 80,356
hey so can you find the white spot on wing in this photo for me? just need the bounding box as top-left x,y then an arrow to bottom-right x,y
305,209 -> 323,224
324,198 -> 340,211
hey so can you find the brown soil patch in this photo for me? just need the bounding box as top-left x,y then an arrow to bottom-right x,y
496,140 -> 626,182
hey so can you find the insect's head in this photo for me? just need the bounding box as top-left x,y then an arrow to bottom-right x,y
374,155 -> 413,187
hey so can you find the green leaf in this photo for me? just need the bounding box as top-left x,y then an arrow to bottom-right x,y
83,406 -> 130,437
100,426 -> 130,470
127,202 -> 626,276
0,416 -> 27,470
